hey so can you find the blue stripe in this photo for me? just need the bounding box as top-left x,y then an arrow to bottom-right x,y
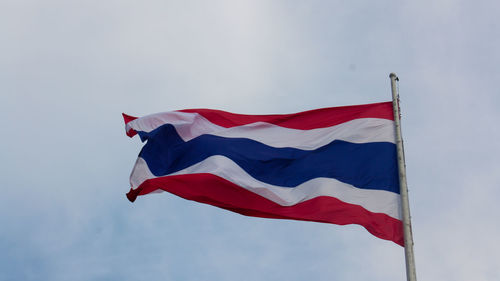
137,124 -> 400,194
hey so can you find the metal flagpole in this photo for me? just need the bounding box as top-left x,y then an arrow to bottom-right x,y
389,73 -> 417,281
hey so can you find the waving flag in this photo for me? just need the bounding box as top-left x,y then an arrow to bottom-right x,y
123,102 -> 403,245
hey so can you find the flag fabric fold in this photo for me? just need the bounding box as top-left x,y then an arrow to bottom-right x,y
123,102 -> 404,246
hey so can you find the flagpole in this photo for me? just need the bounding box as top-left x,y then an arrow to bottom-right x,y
389,73 -> 417,281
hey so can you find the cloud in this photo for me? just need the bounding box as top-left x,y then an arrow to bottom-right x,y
1,0 -> 500,280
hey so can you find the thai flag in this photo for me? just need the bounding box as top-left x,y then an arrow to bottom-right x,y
123,102 -> 403,246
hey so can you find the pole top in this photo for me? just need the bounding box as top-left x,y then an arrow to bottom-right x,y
389,73 -> 399,81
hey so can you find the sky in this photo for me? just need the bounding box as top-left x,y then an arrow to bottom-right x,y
1,0 -> 499,280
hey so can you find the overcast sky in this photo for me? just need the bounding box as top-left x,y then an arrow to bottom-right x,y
1,1 -> 499,280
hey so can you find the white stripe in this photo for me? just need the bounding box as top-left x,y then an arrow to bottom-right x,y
130,156 -> 402,220
127,111 -> 395,149
129,157 -> 155,190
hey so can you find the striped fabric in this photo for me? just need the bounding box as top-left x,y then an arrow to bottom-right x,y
123,102 -> 403,246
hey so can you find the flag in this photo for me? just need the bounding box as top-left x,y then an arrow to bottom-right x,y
123,102 -> 403,246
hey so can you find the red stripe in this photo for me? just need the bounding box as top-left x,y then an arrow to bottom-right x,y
127,173 -> 404,246
122,113 -> 138,137
122,113 -> 138,124
179,102 -> 394,129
